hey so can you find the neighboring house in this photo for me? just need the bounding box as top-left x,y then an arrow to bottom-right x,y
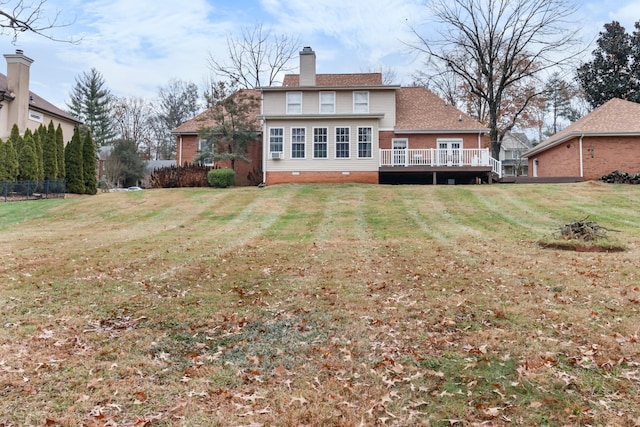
523,98 -> 640,180
500,132 -> 530,177
172,89 -> 263,186
0,50 -> 80,141
258,47 -> 498,185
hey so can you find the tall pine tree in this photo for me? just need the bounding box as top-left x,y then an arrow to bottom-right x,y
82,131 -> 97,195
67,68 -> 115,146
65,127 -> 85,194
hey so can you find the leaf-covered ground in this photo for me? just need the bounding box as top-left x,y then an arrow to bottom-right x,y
1,182 -> 639,426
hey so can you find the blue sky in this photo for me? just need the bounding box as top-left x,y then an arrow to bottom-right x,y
1,0 -> 640,110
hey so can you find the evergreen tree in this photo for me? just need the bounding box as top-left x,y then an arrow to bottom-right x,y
82,131 -> 97,195
56,124 -> 65,179
8,124 -> 22,157
43,121 -> 58,180
110,139 -> 146,187
66,68 -> 115,146
31,127 -> 44,180
65,127 -> 85,194
577,21 -> 639,108
18,133 -> 38,181
3,135 -> 19,181
0,139 -> 6,181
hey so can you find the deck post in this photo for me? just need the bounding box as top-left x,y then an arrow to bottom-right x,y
433,171 -> 437,185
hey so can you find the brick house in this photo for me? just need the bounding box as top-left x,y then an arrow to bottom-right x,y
523,98 -> 640,180
258,47 -> 498,185
0,50 -> 80,141
172,89 -> 262,186
173,47 -> 500,186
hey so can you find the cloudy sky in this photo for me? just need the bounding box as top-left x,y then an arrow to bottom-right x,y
1,0 -> 640,110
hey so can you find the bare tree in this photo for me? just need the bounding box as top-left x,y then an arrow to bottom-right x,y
148,78 -> 201,160
0,0 -> 76,42
409,0 -> 583,158
208,23 -> 300,89
112,96 -> 155,158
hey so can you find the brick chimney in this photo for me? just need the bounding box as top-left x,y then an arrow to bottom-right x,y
4,49 -> 33,132
299,46 -> 316,86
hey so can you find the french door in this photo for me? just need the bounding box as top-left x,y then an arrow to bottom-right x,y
392,139 -> 408,166
438,139 -> 462,166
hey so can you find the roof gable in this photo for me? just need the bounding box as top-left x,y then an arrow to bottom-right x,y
526,98 -> 640,156
282,73 -> 383,87
395,87 -> 487,132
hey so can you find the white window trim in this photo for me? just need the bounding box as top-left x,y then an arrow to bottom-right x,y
286,91 -> 302,114
269,127 -> 285,158
290,127 -> 306,159
353,91 -> 369,113
28,109 -> 43,123
357,126 -> 373,159
319,91 -> 336,114
334,126 -> 351,159
313,127 -> 329,159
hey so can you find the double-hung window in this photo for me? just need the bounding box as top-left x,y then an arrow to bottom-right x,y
291,127 -> 306,159
286,92 -> 302,114
353,91 -> 369,113
319,91 -> 335,114
269,128 -> 284,156
335,127 -> 350,158
313,127 -> 328,158
358,127 -> 372,158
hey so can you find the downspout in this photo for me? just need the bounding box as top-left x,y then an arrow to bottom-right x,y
178,135 -> 183,165
579,134 -> 584,178
477,132 -> 481,149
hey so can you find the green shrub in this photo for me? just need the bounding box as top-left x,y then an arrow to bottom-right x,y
207,168 -> 235,188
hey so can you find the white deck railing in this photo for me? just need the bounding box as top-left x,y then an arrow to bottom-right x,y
379,148 -> 502,178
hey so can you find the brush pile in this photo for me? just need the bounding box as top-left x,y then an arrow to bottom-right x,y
554,216 -> 610,241
600,170 -> 640,184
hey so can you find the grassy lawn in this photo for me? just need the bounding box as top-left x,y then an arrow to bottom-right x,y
1,182 -> 639,426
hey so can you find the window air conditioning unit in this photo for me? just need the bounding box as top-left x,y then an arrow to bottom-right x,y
271,152 -> 283,159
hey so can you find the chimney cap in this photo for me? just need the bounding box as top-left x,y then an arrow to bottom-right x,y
300,46 -> 315,54
15,49 -> 23,55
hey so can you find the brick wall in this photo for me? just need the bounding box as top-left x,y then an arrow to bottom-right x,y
266,171 -> 378,185
176,134 -> 263,186
379,131 -> 484,149
528,136 -> 640,180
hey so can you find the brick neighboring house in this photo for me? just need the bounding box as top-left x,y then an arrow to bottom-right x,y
524,98 -> 640,180
259,47 -> 498,185
172,89 -> 262,186
0,49 -> 80,141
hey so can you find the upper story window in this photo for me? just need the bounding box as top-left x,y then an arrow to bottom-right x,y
353,91 -> 369,113
286,92 -> 302,114
319,91 -> 335,114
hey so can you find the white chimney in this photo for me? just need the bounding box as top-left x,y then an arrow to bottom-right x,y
299,46 -> 316,86
4,49 -> 33,133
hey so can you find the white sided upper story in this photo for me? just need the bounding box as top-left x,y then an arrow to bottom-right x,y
260,47 -> 398,130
